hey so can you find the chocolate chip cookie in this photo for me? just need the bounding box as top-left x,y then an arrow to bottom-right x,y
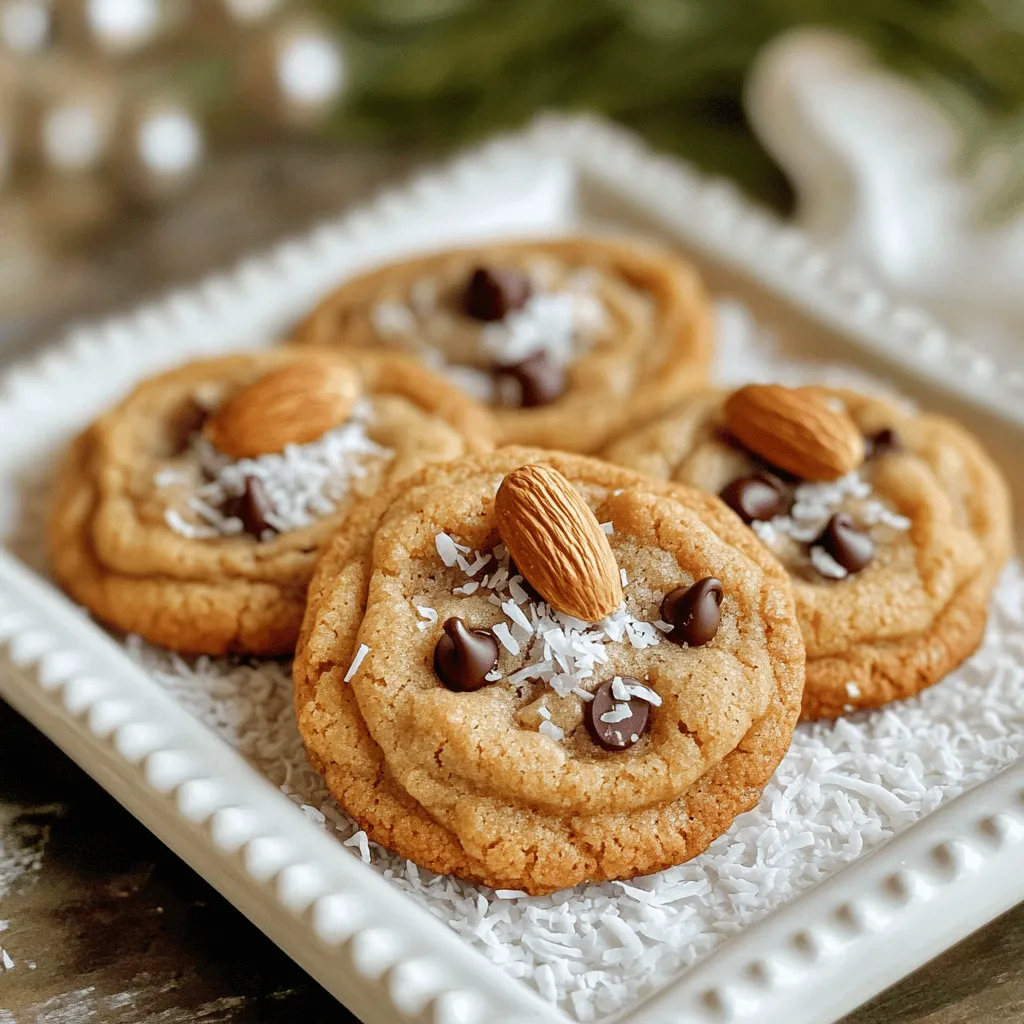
293,448 -> 804,894
49,349 -> 496,656
289,236 -> 713,453
604,385 -> 1013,719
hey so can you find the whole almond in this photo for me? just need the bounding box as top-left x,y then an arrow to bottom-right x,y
495,464 -> 623,622
724,384 -> 864,482
204,359 -> 361,459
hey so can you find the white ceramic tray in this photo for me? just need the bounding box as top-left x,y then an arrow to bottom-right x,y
1,115 -> 1023,1024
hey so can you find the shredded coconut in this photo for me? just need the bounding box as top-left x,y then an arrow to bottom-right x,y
492,622 -> 520,656
343,644 -> 370,683
368,273 -> 606,402
735,447 -> 912,581
480,289 -> 605,368
600,703 -> 634,724
810,546 -> 849,579
162,400 -> 393,538
435,532 -> 459,567
613,676 -> 663,707
420,530 -> 667,704
343,829 -> 372,863
538,720 -> 565,742
415,604 -> 438,632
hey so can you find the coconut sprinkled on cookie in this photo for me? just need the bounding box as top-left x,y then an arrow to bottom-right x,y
160,399 -> 393,540
371,267 -> 607,407
747,469 -> 911,580
416,531 -> 664,724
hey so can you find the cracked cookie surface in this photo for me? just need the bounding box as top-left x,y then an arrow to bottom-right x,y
289,236 -> 712,453
294,448 -> 804,893
49,348 -> 495,655
605,388 -> 1013,719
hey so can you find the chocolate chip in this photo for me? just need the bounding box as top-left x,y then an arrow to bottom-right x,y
719,474 -> 791,523
433,617 -> 499,692
816,513 -> 874,573
661,577 -> 724,647
584,677 -> 650,751
168,396 -> 209,455
867,428 -> 902,457
223,476 -> 275,539
463,266 -> 532,321
500,350 -> 565,408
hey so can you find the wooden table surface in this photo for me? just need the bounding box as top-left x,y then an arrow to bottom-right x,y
1,146 -> 1022,1024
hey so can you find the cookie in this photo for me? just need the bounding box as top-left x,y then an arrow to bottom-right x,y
604,385 -> 1014,719
289,236 -> 712,453
49,348 -> 496,656
293,448 -> 804,894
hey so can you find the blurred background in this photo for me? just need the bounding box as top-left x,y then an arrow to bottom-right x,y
0,0 -> 1021,361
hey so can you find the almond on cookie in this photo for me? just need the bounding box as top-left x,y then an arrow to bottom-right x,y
605,385 -> 1013,719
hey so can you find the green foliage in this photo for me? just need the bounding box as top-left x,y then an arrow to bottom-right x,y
313,0 -> 1024,212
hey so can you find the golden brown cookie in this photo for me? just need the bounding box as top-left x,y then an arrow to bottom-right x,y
604,386 -> 1014,719
294,448 -> 804,894
49,348 -> 496,656
289,236 -> 712,453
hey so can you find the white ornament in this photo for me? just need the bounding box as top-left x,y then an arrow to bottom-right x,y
747,27 -> 1024,364
136,105 -> 203,178
42,102 -> 107,172
0,0 -> 50,53
276,29 -> 345,109
85,0 -> 159,51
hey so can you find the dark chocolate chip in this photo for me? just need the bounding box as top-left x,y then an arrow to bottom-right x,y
168,396 -> 209,455
463,266 -> 532,321
433,617 -> 499,692
816,512 -> 874,573
223,476 -> 275,539
867,428 -> 902,457
719,474 -> 791,523
584,677 -> 651,751
661,577 -> 724,647
500,350 -> 565,408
